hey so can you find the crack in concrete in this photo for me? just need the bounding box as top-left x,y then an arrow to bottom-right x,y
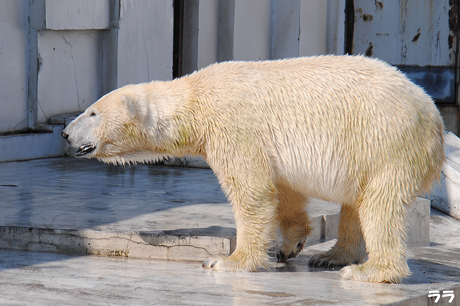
60,32 -> 81,109
37,101 -> 48,122
136,2 -> 150,80
33,230 -> 213,255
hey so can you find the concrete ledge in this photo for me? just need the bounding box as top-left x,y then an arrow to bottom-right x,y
0,198 -> 429,261
0,125 -> 65,163
0,227 -> 235,261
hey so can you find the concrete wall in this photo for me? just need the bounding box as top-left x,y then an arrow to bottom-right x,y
352,0 -> 455,66
0,0 -> 30,133
0,0 -> 174,134
233,0 -> 272,61
0,0 -> 174,161
5,0 -> 455,160
37,30 -> 103,123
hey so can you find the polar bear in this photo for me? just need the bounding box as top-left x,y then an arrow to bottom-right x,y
62,55 -> 444,283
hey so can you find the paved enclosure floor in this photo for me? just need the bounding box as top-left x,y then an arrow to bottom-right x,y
0,157 -> 459,305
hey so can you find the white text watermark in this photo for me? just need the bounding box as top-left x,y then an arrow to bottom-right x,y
428,290 -> 455,303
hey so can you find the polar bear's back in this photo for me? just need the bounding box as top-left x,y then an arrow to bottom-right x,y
190,55 -> 444,203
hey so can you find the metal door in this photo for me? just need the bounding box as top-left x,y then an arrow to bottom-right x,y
347,0 -> 458,104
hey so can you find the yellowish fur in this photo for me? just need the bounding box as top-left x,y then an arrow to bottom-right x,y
62,55 -> 445,283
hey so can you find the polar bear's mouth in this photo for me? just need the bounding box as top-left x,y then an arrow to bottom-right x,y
75,144 -> 96,157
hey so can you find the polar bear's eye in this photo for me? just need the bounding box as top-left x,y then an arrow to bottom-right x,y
89,112 -> 96,117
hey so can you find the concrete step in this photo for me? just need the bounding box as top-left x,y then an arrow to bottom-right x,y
0,124 -> 65,163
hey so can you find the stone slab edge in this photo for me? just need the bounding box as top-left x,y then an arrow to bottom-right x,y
0,227 -> 235,262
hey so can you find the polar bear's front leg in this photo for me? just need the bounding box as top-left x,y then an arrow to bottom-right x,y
202,172 -> 278,272
340,173 -> 411,283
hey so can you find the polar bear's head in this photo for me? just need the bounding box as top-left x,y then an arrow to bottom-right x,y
62,83 -> 180,165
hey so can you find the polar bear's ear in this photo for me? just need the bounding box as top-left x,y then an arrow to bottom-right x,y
121,94 -> 136,117
121,94 -> 149,122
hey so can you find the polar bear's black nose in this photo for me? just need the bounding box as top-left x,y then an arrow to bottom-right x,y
61,131 -> 69,140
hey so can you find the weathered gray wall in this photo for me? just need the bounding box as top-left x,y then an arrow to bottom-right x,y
182,0 -> 345,75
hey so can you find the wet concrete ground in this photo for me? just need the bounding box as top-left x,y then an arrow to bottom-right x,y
0,157 -> 459,305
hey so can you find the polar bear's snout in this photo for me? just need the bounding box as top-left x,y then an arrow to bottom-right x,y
61,110 -> 101,158
62,129 -> 97,157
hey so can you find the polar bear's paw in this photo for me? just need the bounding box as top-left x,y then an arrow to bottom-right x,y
308,252 -> 360,268
340,262 -> 409,283
202,255 -> 263,272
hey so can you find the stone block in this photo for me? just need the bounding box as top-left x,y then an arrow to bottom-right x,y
324,213 -> 339,240
407,197 -> 430,247
305,216 -> 324,246
430,131 -> 460,221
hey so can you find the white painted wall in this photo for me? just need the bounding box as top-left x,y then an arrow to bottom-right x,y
37,30 -> 103,123
326,0 -> 346,55
45,0 -> 110,30
0,0 -> 29,133
271,0 -> 302,59
197,0 -> 219,69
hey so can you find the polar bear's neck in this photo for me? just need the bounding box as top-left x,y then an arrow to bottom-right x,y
139,80 -> 205,158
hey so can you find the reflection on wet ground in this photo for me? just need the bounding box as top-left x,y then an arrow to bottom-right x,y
0,157 -> 227,229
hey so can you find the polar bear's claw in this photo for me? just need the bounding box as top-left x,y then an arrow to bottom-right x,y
202,257 -> 250,272
308,253 -> 360,269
